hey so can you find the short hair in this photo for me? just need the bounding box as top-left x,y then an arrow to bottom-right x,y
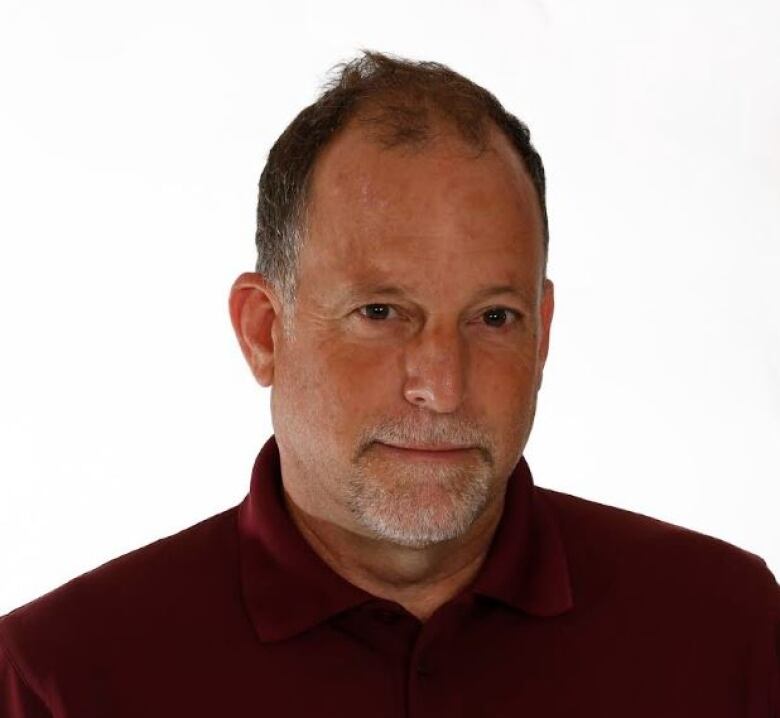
254,50 -> 549,325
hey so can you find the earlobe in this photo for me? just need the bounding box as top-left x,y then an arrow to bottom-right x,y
228,272 -> 279,387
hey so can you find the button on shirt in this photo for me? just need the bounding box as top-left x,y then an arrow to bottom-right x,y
1,435 -> 778,716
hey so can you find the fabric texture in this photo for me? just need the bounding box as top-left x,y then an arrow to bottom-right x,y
1,434 -> 778,717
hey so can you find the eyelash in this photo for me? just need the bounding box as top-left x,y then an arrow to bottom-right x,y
356,304 -> 521,328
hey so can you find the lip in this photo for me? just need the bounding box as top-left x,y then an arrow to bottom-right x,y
383,443 -> 471,451
376,442 -> 474,460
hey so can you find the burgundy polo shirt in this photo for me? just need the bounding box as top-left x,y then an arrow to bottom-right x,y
1,434 -> 778,717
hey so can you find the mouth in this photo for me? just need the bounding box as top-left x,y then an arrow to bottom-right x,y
376,442 -> 474,461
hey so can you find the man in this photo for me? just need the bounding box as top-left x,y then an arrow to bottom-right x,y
1,50 -> 777,717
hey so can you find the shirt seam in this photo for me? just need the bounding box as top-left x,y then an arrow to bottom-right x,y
0,621 -> 55,716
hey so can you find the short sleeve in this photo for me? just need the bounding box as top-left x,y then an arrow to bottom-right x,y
0,639 -> 51,718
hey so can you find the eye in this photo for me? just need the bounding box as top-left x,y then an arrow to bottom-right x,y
481,306 -> 521,328
357,303 -> 399,321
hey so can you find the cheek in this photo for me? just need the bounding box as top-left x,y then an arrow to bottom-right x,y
279,338 -> 401,438
321,342 -> 401,405
472,344 -> 537,397
469,351 -> 539,438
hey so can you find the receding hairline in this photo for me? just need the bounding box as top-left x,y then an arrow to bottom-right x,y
300,109 -> 546,247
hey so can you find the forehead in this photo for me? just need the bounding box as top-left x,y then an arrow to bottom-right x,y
299,119 -> 545,297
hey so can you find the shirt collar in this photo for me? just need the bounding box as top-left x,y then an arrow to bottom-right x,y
470,452 -> 574,616
238,435 -> 573,642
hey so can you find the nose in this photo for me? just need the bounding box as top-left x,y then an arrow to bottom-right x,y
402,322 -> 468,413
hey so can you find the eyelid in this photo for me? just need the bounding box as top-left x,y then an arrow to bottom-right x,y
482,305 -> 522,319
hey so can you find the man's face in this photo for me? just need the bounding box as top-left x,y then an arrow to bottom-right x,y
269,120 -> 553,549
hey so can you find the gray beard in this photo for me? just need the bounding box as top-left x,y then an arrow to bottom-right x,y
345,453 -> 493,548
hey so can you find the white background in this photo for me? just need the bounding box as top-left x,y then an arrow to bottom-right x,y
1,0 -> 778,614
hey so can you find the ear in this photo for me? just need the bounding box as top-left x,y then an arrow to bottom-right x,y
228,272 -> 282,387
536,278 -> 554,389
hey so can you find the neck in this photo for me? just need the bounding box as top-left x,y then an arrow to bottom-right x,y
282,487 -> 506,621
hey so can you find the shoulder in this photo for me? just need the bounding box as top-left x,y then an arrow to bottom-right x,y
0,506 -> 240,694
536,485 -> 778,616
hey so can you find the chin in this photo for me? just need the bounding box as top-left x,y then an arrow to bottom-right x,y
345,459 -> 493,547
